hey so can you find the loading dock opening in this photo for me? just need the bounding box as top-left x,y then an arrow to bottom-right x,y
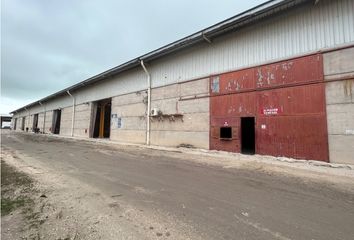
241,117 -> 255,155
91,98 -> 111,138
32,114 -> 39,132
52,109 -> 61,134
21,117 -> 25,130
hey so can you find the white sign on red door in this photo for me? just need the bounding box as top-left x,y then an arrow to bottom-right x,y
261,107 -> 282,115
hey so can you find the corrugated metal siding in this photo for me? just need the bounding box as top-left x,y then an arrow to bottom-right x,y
210,54 -> 329,161
12,68 -> 146,118
256,84 -> 329,161
150,0 -> 354,88
74,68 -> 146,105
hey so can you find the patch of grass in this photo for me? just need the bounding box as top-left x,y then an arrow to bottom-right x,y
1,160 -> 35,216
1,197 -> 26,216
1,160 -> 34,188
1,157 -> 45,239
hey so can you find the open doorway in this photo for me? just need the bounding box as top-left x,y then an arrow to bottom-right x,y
32,114 -> 39,132
52,109 -> 61,134
21,117 -> 25,130
91,98 -> 111,138
13,118 -> 17,130
241,117 -> 255,154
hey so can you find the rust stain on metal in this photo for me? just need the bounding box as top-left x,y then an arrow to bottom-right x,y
210,54 -> 329,162
256,54 -> 323,88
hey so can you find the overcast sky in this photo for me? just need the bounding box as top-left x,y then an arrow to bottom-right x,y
1,0 -> 266,114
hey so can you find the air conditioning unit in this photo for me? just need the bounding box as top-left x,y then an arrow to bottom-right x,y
151,108 -> 159,116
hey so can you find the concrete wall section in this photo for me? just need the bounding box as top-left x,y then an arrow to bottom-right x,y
150,78 -> 210,148
16,117 -> 23,131
110,91 -> 147,144
25,115 -> 33,131
44,111 -> 53,133
73,103 -> 91,138
324,47 -> 354,81
324,47 -> 354,164
59,107 -> 73,136
37,112 -> 45,133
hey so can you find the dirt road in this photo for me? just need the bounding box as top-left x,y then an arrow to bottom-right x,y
1,131 -> 354,240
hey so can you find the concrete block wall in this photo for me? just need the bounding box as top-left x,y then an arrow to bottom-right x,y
110,91 -> 147,144
11,118 -> 16,130
60,107 -> 73,136
324,47 -> 354,165
25,115 -> 32,131
150,78 -> 210,149
37,112 -> 45,133
44,111 -> 53,133
16,117 -> 23,131
73,103 -> 91,138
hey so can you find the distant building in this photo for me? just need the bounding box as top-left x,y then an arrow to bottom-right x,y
11,0 -> 354,164
1,115 -> 12,129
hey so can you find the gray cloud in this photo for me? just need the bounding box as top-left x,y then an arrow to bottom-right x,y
1,0 -> 266,114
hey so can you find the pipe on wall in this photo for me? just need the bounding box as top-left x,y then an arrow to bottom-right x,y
66,91 -> 75,137
140,60 -> 151,145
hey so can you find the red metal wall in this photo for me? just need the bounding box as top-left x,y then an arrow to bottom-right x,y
210,54 -> 329,161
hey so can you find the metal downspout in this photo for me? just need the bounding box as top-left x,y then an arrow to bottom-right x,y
66,91 -> 75,137
140,60 -> 151,145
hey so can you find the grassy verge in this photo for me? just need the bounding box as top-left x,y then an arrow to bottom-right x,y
1,159 -> 43,238
1,160 -> 35,216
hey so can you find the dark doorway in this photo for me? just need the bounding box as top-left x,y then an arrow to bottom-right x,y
241,117 -> 255,154
21,117 -> 25,130
32,114 -> 39,132
92,99 -> 111,138
14,118 -> 17,130
52,109 -> 61,134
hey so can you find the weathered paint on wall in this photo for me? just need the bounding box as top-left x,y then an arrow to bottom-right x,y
210,54 -> 329,161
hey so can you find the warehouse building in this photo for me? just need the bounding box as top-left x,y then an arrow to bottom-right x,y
11,0 -> 354,164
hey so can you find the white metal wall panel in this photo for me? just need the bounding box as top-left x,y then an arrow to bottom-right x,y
149,0 -> 354,87
13,68 -> 146,118
73,68 -> 146,105
13,96 -> 72,117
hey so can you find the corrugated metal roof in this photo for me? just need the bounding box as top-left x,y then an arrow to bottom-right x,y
10,0 -> 310,114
